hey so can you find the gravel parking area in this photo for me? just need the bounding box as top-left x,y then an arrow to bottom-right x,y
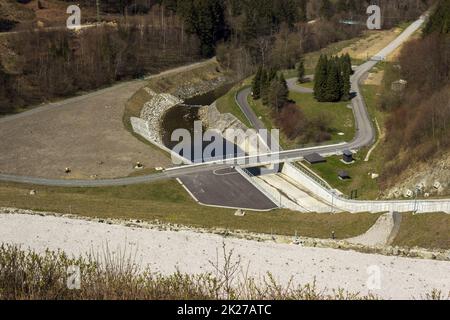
0,80 -> 171,179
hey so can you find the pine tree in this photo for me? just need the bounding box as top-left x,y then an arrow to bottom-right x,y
268,67 -> 278,82
297,58 -> 305,83
341,64 -> 351,101
314,55 -> 328,102
324,58 -> 341,102
344,53 -> 353,75
279,73 -> 289,103
423,0 -> 450,35
298,0 -> 308,22
268,74 -> 289,110
336,57 -> 344,99
261,69 -> 270,105
252,66 -> 263,99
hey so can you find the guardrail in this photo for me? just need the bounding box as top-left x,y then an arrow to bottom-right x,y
292,162 -> 333,191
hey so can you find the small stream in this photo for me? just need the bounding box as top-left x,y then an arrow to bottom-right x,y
161,82 -> 241,162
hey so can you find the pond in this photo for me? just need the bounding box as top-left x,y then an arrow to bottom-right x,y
161,82 -> 243,163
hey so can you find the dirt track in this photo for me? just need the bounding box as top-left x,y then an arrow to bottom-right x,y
0,81 -> 171,179
0,59 -> 216,179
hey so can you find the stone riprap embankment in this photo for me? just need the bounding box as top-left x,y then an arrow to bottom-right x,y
384,152 -> 450,200
199,104 -> 271,156
138,90 -> 183,144
173,76 -> 229,99
130,72 -> 233,151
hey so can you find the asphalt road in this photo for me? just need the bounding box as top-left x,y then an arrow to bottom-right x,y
235,88 -> 265,131
0,16 -> 426,187
179,169 -> 277,211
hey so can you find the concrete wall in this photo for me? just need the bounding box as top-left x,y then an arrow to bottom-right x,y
130,117 -> 191,165
282,162 -> 450,214
199,104 -> 271,160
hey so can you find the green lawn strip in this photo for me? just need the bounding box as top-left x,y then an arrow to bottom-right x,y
393,213 -> 450,250
361,83 -> 387,129
216,78 -> 253,128
302,72 -> 390,199
246,96 -> 297,149
299,81 -> 315,89
303,78 -> 388,200
0,181 -> 379,239
289,91 -> 355,143
246,96 -> 274,130
302,153 -> 383,200
246,90 -> 354,150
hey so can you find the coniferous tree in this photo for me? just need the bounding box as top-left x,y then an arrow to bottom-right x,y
268,67 -> 278,82
341,64 -> 351,101
324,58 -> 341,102
336,0 -> 348,13
344,53 -> 353,75
177,0 -> 228,57
252,66 -> 263,99
268,73 -> 289,110
261,69 -> 270,105
423,0 -> 450,35
297,58 -> 305,83
298,0 -> 308,22
279,73 -> 289,100
314,54 -> 328,102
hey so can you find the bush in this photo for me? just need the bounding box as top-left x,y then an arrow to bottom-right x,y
0,244 -> 383,300
0,18 -> 16,32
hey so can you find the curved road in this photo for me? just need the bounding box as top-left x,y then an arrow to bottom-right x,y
235,16 -> 427,160
0,16 -> 426,187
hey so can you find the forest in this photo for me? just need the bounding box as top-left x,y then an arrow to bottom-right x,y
379,0 -> 450,186
0,0 -> 434,113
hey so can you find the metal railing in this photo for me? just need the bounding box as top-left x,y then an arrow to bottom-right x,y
292,162 -> 333,191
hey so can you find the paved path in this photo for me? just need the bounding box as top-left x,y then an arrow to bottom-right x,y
286,76 -> 314,94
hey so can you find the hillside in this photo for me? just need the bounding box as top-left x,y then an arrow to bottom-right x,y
0,0 -> 433,114
378,0 -> 450,198
0,1 -> 35,31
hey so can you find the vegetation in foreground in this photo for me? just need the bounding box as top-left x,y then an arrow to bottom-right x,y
1,245 -> 447,300
0,181 -> 379,240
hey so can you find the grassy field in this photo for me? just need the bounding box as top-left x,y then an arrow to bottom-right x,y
218,30 -> 387,131
0,181 -> 380,240
246,90 -> 354,150
393,213 -> 450,250
216,79 -> 253,128
282,37 -> 370,79
290,91 -> 355,143
302,154 -> 383,200
304,61 -> 389,200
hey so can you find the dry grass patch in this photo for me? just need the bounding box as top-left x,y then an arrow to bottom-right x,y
393,213 -> 450,250
0,181 -> 379,239
338,29 -> 400,61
